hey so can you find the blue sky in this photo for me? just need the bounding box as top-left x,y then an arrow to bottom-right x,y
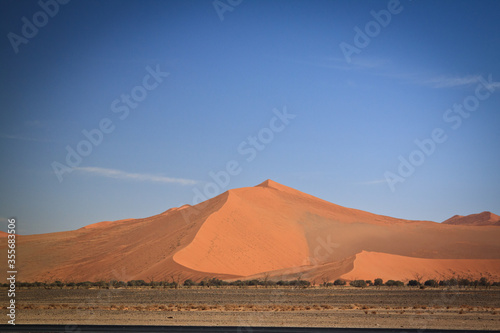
1,0 -> 499,234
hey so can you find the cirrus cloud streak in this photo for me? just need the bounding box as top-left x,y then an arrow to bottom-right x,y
74,167 -> 197,185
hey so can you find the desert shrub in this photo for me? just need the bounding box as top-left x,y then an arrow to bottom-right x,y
440,278 -> 458,287
295,280 -> 311,287
245,279 -> 261,286
374,278 -> 383,286
479,277 -> 490,287
385,280 -> 404,287
424,279 -> 438,288
208,278 -> 228,287
230,280 -> 245,287
127,280 -> 147,287
276,280 -> 289,286
333,279 -> 346,286
350,280 -> 367,288
183,279 -> 196,287
458,278 -> 471,287
95,280 -> 109,289
76,281 -> 93,289
407,280 -> 420,287
51,280 -> 64,288
109,280 -> 126,288
287,280 -> 309,287
365,280 -> 373,286
264,280 -> 276,287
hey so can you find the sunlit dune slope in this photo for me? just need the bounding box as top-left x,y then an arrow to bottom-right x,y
1,179 -> 499,282
4,193 -> 235,282
442,211 -> 500,226
341,251 -> 500,281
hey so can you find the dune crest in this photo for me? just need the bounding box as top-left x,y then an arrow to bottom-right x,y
1,180 -> 499,282
442,211 -> 500,226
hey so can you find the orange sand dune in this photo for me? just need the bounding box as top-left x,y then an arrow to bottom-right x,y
442,211 -> 500,226
1,179 -> 499,282
341,251 -> 500,281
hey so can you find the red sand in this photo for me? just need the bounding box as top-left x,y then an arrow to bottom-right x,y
341,251 -> 500,281
442,211 -> 500,226
1,180 -> 499,282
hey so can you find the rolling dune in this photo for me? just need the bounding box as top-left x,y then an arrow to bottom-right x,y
1,180 -> 499,282
341,251 -> 500,281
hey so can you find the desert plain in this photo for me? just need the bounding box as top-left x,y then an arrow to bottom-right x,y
1,286 -> 499,330
1,180 -> 500,330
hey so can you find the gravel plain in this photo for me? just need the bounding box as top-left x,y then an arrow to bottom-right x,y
1,287 -> 499,330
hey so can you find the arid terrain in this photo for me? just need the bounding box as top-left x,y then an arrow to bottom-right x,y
2,180 -> 500,330
2,287 -> 499,330
1,180 -> 500,284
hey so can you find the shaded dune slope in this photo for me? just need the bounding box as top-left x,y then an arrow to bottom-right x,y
2,179 -> 499,282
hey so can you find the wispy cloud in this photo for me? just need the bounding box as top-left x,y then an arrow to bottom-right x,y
425,75 -> 483,88
74,167 -> 198,185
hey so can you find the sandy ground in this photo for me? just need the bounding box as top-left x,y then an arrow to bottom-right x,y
3,180 -> 500,284
2,287 -> 499,330
340,250 -> 500,282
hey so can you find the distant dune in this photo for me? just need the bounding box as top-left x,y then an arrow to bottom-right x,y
1,180 -> 499,282
341,251 -> 500,282
442,211 -> 500,226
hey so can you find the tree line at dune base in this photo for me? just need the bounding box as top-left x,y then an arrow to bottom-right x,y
2,276 -> 498,290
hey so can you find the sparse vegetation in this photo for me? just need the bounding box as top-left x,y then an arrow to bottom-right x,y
333,279 -> 346,286
350,280 -> 367,288
407,280 -> 420,287
3,276 -> 499,290
424,279 -> 439,288
385,280 -> 405,287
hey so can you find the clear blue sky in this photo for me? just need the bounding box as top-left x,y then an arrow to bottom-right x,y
1,0 -> 499,234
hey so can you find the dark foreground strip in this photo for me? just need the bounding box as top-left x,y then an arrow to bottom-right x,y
0,326 -> 499,333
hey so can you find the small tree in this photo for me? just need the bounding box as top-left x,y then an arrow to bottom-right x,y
424,279 -> 438,288
458,278 -> 471,288
263,273 -> 270,288
385,280 -> 404,287
183,279 -> 196,287
231,280 -> 245,287
350,280 -> 367,288
479,277 -> 490,288
374,278 -> 383,287
408,280 -> 420,287
333,279 -> 346,286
